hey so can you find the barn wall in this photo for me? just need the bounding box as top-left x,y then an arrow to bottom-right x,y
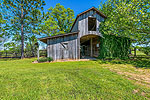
78,10 -> 104,38
47,34 -> 79,60
71,10 -> 104,38
71,18 -> 79,32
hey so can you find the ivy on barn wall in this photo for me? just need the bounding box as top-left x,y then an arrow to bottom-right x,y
99,34 -> 131,59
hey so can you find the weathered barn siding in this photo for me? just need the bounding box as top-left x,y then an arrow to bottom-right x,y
39,7 -> 107,60
71,10 -> 104,38
71,18 -> 79,32
47,33 -> 79,60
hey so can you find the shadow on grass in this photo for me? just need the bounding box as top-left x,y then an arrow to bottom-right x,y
98,58 -> 150,69
0,58 -> 20,61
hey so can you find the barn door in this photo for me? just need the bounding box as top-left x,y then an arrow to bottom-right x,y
61,42 -> 69,59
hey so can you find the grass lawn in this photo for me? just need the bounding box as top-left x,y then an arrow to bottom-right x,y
131,50 -> 146,56
0,58 -> 150,100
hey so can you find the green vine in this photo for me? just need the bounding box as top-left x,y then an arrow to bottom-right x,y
99,34 -> 131,59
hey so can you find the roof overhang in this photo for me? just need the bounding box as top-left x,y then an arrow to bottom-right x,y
38,32 -> 79,44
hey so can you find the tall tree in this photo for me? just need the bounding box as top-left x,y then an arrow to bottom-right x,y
26,9 -> 44,57
2,0 -> 45,59
0,5 -> 8,50
40,3 -> 75,36
99,0 -> 150,46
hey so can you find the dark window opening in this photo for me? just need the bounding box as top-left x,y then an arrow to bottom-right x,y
61,42 -> 68,49
88,17 -> 96,31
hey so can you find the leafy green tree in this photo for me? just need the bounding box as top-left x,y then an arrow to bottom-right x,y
3,43 -> 11,57
139,46 -> 150,56
2,0 -> 45,59
99,0 -> 150,45
26,9 -> 44,57
0,6 -> 7,49
0,14 -> 5,24
40,3 -> 75,36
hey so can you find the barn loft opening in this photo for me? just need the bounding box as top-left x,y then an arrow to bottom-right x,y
88,17 -> 96,31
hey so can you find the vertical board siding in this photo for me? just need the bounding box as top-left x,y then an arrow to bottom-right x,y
76,10 -> 104,38
47,34 -> 78,60
71,18 -> 79,32
47,9 -> 105,60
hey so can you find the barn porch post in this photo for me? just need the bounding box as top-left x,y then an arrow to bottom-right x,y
90,38 -> 93,57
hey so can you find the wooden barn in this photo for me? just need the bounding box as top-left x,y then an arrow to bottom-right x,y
39,7 -> 107,60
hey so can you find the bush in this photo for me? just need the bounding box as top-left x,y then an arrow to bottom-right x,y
139,47 -> 150,56
47,57 -> 53,62
38,57 -> 53,63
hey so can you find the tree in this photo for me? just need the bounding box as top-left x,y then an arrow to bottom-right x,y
26,9 -> 44,57
2,0 -> 45,59
3,43 -> 11,57
0,14 -> 5,24
99,0 -> 150,45
140,47 -> 150,56
40,3 -> 75,36
0,6 -> 8,50
0,13 -> 4,48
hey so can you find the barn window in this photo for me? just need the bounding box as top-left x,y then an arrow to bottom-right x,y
61,42 -> 68,49
88,17 -> 96,31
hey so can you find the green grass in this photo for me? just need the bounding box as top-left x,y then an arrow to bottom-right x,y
0,58 -> 148,100
131,50 -> 146,56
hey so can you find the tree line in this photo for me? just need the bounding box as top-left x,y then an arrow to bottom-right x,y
0,0 -> 149,58
0,1 -> 74,58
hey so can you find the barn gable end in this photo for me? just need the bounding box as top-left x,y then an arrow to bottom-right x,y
71,7 -> 106,38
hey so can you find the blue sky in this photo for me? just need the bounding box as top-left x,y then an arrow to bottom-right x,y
1,0 -> 107,50
44,0 -> 107,16
37,0 -> 107,49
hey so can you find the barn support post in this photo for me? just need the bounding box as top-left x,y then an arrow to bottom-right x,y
90,38 -> 93,57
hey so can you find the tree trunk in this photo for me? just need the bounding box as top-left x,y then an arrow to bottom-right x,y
21,7 -> 24,59
134,48 -> 136,57
30,26 -> 35,57
5,50 -> 7,57
29,39 -> 35,57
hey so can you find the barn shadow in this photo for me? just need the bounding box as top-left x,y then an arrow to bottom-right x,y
81,56 -> 97,61
98,58 -> 150,69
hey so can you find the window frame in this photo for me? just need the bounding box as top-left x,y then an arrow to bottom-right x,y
88,17 -> 97,31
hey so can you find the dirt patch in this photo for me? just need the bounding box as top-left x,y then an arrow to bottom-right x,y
101,63 -> 150,99
32,59 -> 91,63
101,64 -> 150,88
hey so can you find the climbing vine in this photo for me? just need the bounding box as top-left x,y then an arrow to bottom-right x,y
99,34 -> 131,59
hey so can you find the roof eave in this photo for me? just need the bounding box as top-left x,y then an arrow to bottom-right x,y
38,31 -> 79,44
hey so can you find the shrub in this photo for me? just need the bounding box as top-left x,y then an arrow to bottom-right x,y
38,57 -> 53,63
140,47 -> 150,56
38,57 -> 48,63
47,57 -> 53,62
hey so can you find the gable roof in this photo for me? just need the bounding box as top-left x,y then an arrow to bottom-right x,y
70,7 -> 107,32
